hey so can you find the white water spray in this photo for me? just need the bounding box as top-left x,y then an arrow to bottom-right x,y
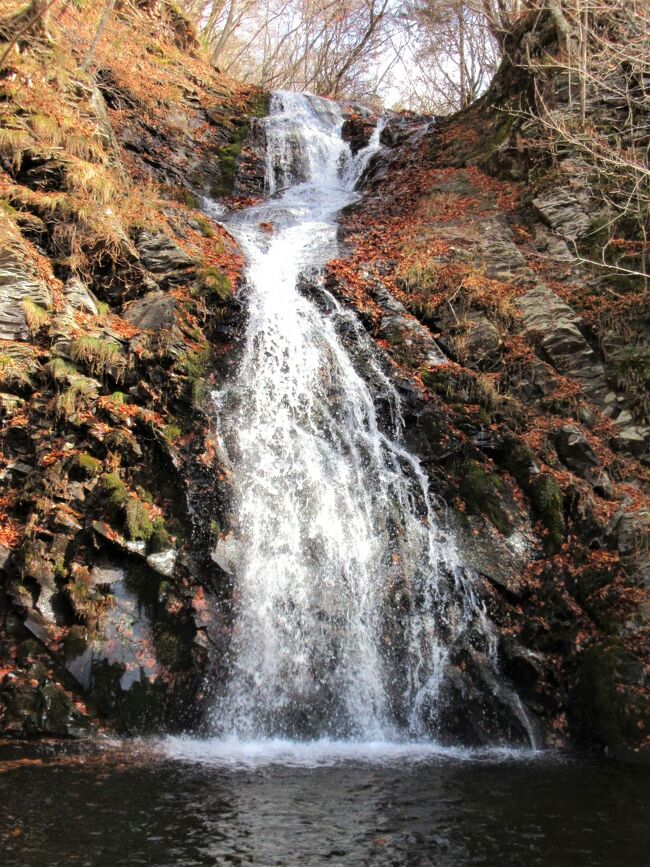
207,92 -> 526,746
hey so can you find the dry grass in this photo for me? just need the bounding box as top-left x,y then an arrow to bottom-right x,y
45,356 -> 79,383
53,374 -> 98,418
70,335 -> 126,379
22,297 -> 50,333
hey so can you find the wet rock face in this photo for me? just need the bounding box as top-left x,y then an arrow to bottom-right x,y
341,105 -> 376,155
234,117 -> 268,196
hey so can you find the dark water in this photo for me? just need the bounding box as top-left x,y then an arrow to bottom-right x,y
0,740 -> 648,866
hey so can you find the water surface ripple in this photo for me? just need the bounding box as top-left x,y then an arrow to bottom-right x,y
0,740 -> 647,866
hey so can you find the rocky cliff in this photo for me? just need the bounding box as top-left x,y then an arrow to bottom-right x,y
0,1 -> 647,759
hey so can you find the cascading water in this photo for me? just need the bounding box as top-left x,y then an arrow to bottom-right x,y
204,92 -> 531,748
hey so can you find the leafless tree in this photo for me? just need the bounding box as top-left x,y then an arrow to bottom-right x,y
181,0 -> 393,100
395,1 -> 526,113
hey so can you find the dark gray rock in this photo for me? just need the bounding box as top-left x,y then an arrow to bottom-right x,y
124,290 -> 177,331
478,217 -> 527,281
466,311 -> 502,365
136,231 -> 196,288
371,283 -> 446,367
555,425 -> 600,475
518,284 -> 609,403
533,160 -> 603,241
610,425 -> 649,458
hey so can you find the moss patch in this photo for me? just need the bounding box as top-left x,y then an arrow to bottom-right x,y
74,453 -> 102,478
570,644 -> 643,751
194,266 -> 231,302
528,474 -> 564,552
460,460 -> 512,534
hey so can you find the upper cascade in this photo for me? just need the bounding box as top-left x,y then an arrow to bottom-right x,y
208,91 -> 534,746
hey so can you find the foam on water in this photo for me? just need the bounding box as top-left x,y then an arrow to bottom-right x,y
162,735 -> 537,769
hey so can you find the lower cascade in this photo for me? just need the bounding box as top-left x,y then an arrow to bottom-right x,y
206,92 -> 532,747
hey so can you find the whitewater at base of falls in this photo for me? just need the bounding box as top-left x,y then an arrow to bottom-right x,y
162,735 -> 538,769
190,91 -> 536,752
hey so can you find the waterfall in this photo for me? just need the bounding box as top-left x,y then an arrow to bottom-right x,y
207,92 -> 526,746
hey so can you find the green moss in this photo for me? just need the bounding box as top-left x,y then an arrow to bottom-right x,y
135,486 -> 154,505
194,266 -> 231,302
529,474 -> 565,552
155,630 -> 190,672
460,460 -> 512,534
148,517 -> 171,553
167,185 -> 200,208
210,92 -> 269,197
163,423 -> 182,442
108,391 -> 126,406
124,498 -> 154,542
74,452 -> 102,477
178,344 -> 209,380
488,112 -> 516,152
195,215 -> 215,238
502,442 -> 537,486
571,644 -> 641,751
213,144 -> 241,197
100,472 -> 129,510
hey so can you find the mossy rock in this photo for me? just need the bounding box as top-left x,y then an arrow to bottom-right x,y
100,472 -> 129,510
148,516 -> 171,554
99,473 -> 154,541
210,91 -> 269,197
124,498 -> 154,542
194,266 -> 231,302
73,452 -> 102,478
194,215 -> 215,237
502,441 -> 538,486
528,473 -> 565,552
162,422 -> 182,442
459,459 -> 512,534
155,630 -> 191,672
570,644 -> 646,752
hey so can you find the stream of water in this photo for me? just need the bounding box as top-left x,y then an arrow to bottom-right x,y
200,91 -> 528,753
